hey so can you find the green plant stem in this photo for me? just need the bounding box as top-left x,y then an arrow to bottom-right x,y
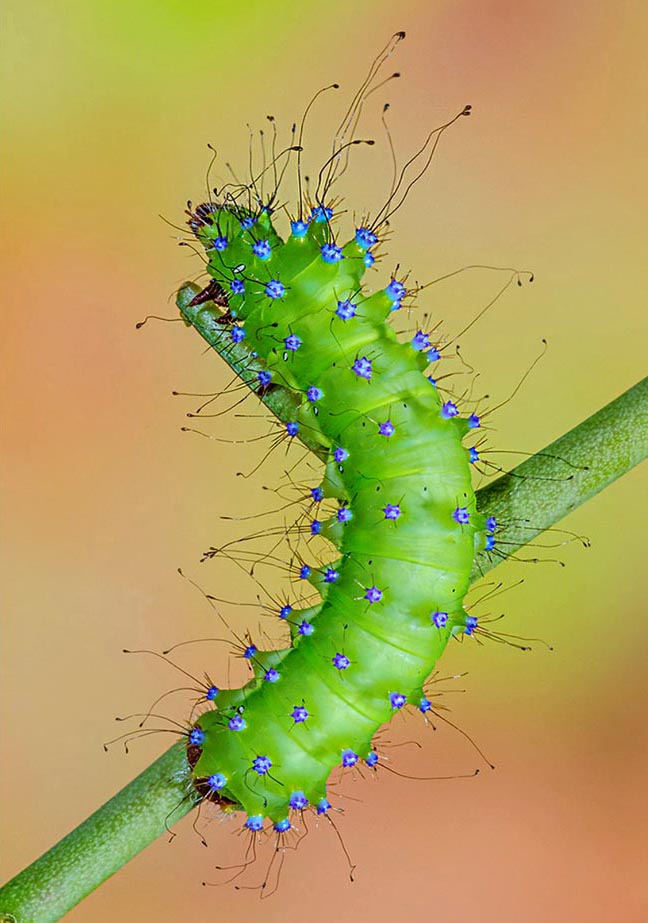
2,288 -> 645,923
472,375 -> 648,579
176,283 -> 329,460
0,744 -> 196,923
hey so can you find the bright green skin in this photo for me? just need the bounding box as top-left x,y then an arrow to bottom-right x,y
186,207 -> 485,824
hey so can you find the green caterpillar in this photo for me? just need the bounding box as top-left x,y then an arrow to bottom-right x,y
177,36 -> 495,834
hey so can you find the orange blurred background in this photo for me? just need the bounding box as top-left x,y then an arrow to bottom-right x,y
3,1 -> 647,920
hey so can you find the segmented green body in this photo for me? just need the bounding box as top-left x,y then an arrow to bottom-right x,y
182,206 -> 486,824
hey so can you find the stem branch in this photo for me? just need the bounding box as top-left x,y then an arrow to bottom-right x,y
1,745 -> 195,923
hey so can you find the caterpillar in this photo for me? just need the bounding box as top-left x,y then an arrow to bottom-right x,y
174,34 -> 518,839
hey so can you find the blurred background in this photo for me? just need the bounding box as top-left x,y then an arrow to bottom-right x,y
2,1 -> 647,920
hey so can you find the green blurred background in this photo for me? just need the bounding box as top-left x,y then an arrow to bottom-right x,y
3,1 -> 647,920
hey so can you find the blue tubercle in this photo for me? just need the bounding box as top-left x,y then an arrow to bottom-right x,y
245,814 -> 264,831
252,755 -> 272,775
411,330 -> 431,351
441,400 -> 459,419
264,668 -> 281,683
189,728 -> 205,746
336,299 -> 357,321
290,219 -> 309,237
321,242 -> 344,264
364,585 -> 383,604
228,714 -> 246,731
284,333 -> 302,352
252,239 -> 271,260
355,227 -> 378,249
453,506 -> 470,525
341,749 -> 359,768
207,772 -> 227,791
291,705 -> 309,723
432,610 -> 448,628
385,279 -> 406,302
316,797 -> 332,814
311,205 -> 333,223
352,357 -> 373,380
212,236 -> 228,251
332,653 -> 350,670
230,279 -> 245,296
289,791 -> 308,810
383,503 -> 401,521
464,615 -> 478,636
265,280 -> 285,300
389,692 -> 407,710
